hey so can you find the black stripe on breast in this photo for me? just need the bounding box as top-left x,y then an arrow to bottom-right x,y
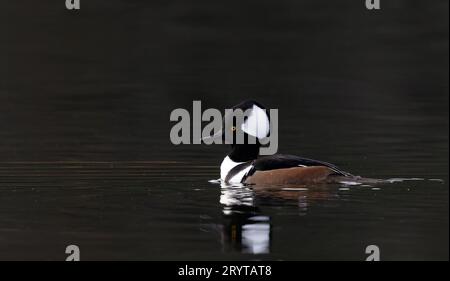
224,161 -> 253,183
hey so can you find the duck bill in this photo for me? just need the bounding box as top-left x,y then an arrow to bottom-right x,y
201,129 -> 223,143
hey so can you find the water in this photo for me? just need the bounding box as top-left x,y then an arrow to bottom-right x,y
0,1 -> 448,260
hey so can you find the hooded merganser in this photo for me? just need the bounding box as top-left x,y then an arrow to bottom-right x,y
209,100 -> 355,185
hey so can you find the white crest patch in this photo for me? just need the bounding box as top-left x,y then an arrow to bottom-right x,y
241,105 -> 270,139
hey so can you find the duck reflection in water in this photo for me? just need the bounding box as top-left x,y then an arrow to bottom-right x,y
217,181 -> 342,254
219,183 -> 271,254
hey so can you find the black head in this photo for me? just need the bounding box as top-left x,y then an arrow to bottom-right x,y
223,100 -> 270,162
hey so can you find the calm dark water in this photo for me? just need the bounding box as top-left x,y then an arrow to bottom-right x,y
0,1 -> 448,260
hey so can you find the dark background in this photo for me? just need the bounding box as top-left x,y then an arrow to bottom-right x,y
0,0 -> 448,260
1,0 -> 448,163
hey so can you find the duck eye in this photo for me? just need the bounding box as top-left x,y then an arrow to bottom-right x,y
231,126 -> 236,132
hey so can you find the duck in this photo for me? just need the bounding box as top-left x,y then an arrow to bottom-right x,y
206,100 -> 357,185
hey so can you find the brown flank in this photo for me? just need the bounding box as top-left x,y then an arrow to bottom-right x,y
244,166 -> 337,185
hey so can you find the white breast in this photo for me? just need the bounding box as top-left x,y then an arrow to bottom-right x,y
220,156 -> 253,184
